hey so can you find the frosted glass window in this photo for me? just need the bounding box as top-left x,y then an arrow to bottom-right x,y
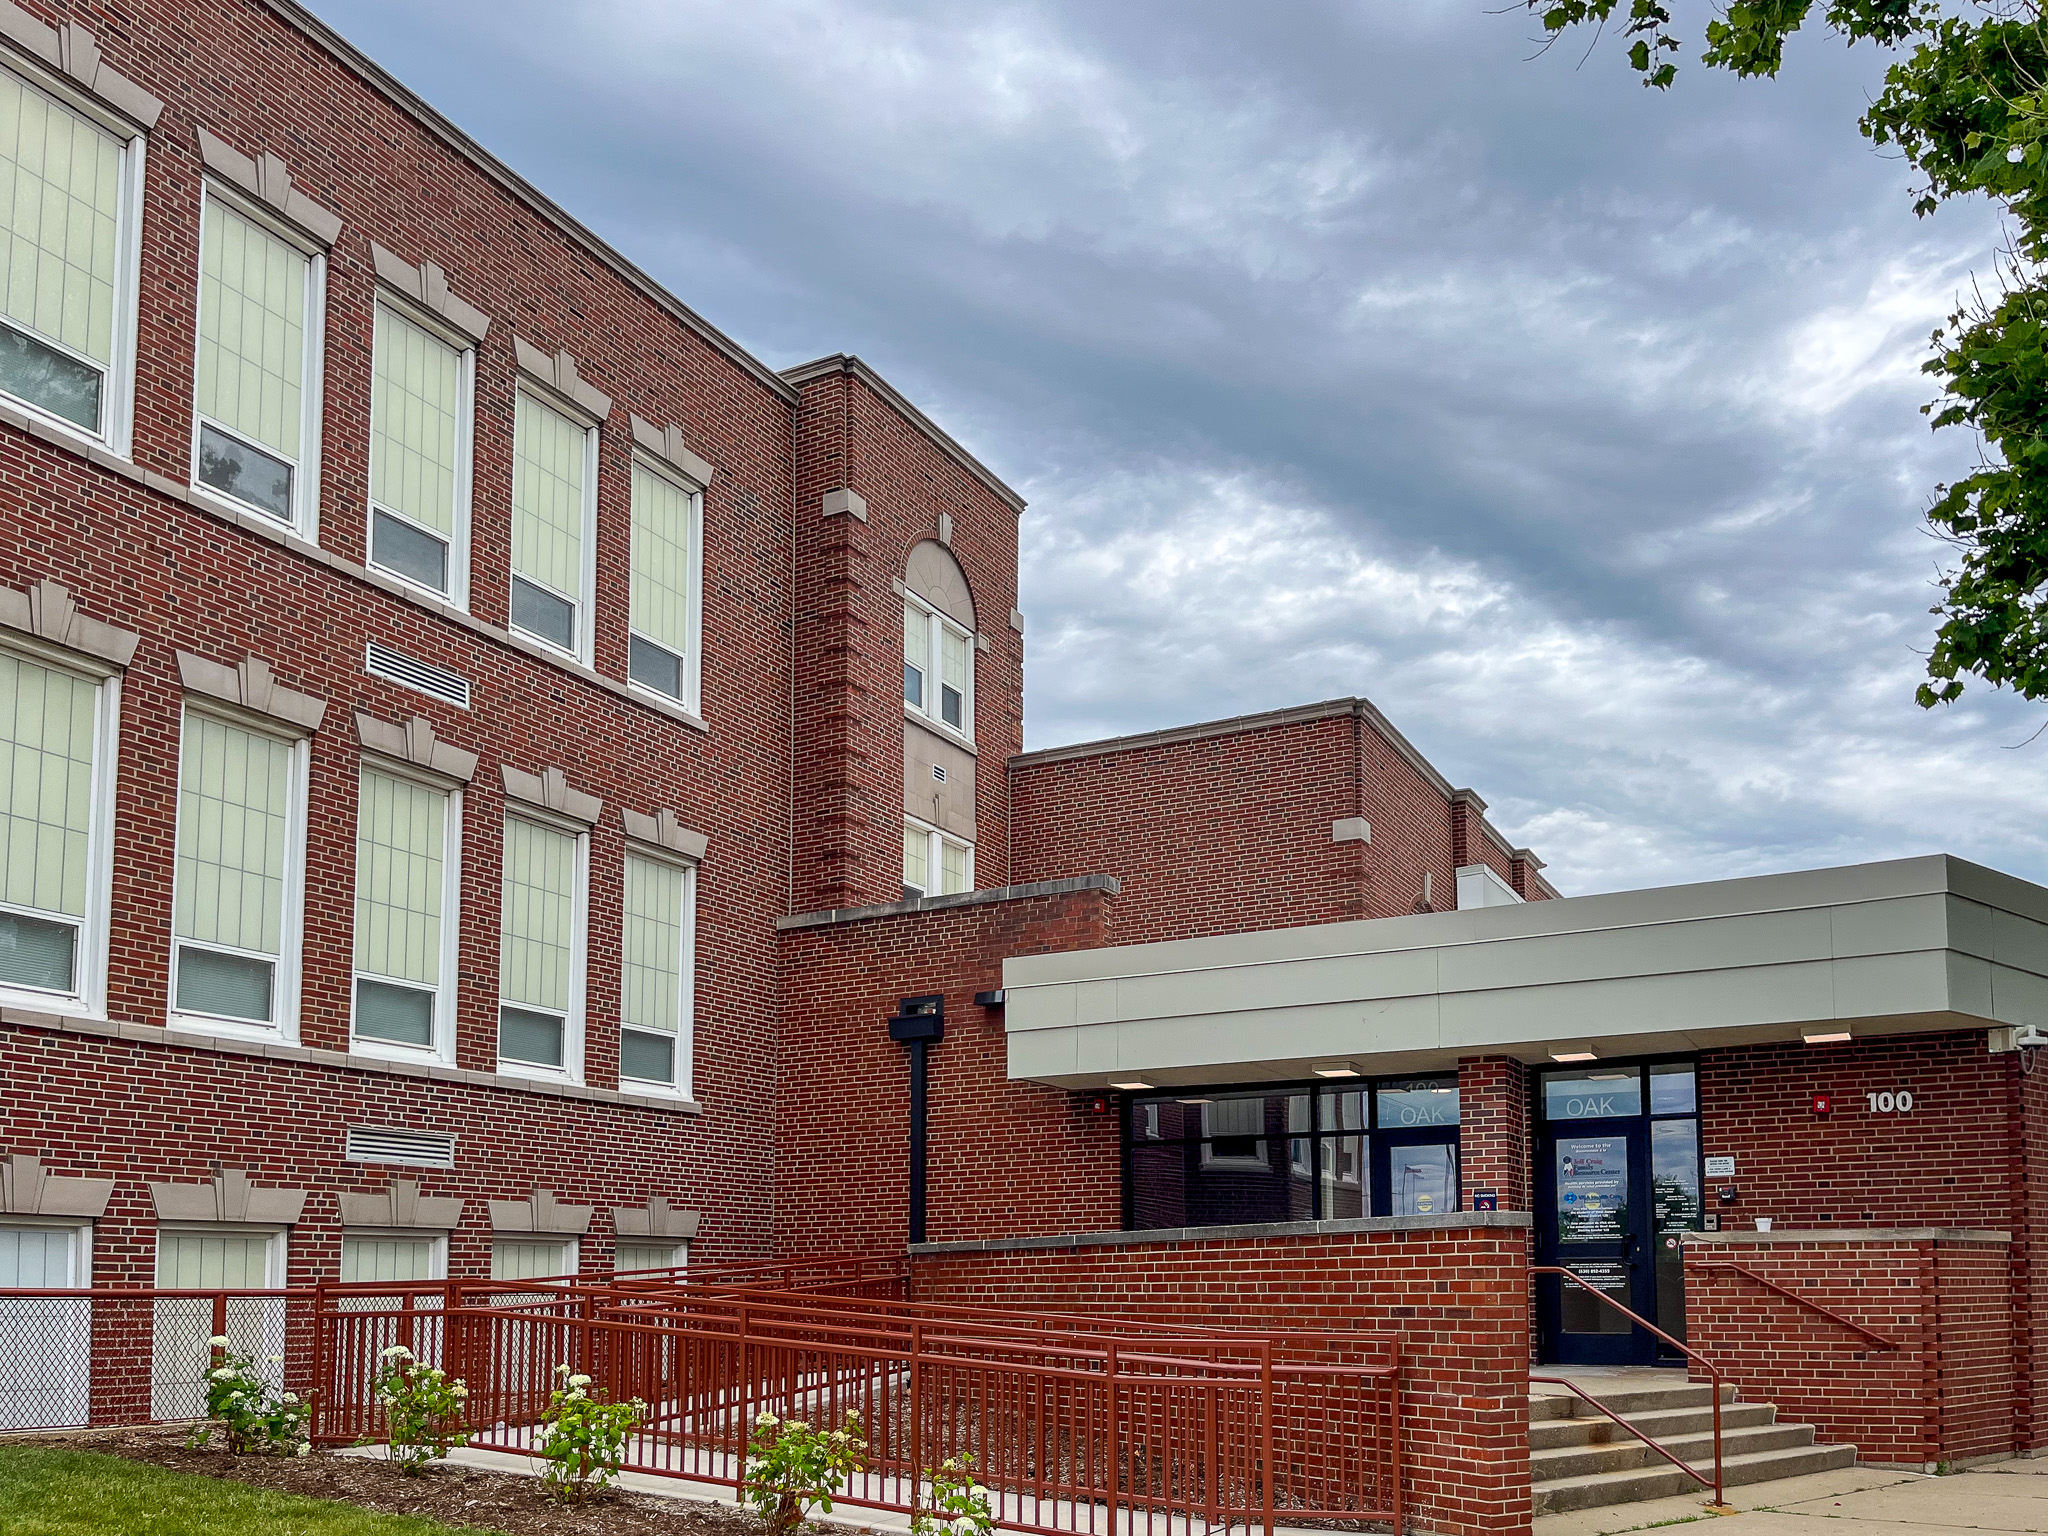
621,853 -> 685,1085
173,715 -> 294,1024
353,771 -> 447,1050
510,393 -> 587,652
0,652 -> 96,993
370,305 -> 462,592
340,1234 -> 440,1283
491,1238 -> 571,1282
615,1242 -> 684,1273
500,816 -> 577,1068
156,1232 -> 275,1289
0,1225 -> 75,1285
940,837 -> 968,896
940,627 -> 969,731
0,70 -> 123,432
194,201 -> 309,520
903,601 -> 927,709
629,463 -> 692,699
902,822 -> 928,897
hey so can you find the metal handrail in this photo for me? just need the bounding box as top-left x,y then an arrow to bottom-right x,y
1690,1262 -> 1899,1349
1531,1265 -> 1726,1507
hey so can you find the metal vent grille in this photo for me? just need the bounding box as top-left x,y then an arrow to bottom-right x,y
364,643 -> 471,709
931,764 -> 947,782
344,1126 -> 456,1169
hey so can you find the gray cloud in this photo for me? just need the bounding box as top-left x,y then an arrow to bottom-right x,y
317,0 -> 2047,894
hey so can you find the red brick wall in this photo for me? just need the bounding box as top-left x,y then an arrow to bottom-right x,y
1683,1236 -> 2013,1466
1458,1057 -> 1531,1213
773,886 -> 1122,1254
909,1223 -> 1535,1536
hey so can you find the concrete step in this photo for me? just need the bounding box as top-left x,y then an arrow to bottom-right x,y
1529,1381 -> 1732,1418
1529,1401 -> 1777,1451
1532,1420 -> 1818,1482
1530,1441 -> 1858,1515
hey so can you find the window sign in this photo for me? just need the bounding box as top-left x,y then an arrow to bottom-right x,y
1555,1135 -> 1629,1241
1376,1079 -> 1460,1127
1543,1071 -> 1643,1120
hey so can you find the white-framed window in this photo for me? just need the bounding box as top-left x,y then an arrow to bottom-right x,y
340,1229 -> 447,1283
1199,1096 -> 1270,1170
0,640 -> 118,1018
0,1219 -> 89,1286
167,707 -> 309,1041
491,1236 -> 575,1282
619,848 -> 693,1095
351,765 -> 460,1062
509,390 -> 596,662
627,458 -> 701,710
903,595 -> 972,740
0,1219 -> 91,1428
614,1240 -> 686,1274
902,816 -> 971,901
498,812 -> 585,1080
191,189 -> 324,533
367,299 -> 472,603
155,1226 -> 286,1289
0,62 -> 145,452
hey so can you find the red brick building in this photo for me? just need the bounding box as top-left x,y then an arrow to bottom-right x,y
5,0 -> 2048,1499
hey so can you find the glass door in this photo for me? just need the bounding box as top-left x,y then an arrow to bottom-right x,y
1536,1063 -> 1702,1364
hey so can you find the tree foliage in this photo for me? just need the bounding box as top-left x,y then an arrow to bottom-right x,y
1525,1 -> 2048,706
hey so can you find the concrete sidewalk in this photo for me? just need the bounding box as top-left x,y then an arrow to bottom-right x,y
1534,1459 -> 2048,1536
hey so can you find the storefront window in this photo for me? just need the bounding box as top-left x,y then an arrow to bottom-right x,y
1542,1070 -> 1643,1120
1649,1062 -> 1697,1115
1126,1076 -> 1458,1229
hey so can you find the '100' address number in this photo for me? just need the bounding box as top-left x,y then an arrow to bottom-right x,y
1866,1091 -> 1914,1113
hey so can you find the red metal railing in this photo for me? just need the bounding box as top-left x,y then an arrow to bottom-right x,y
313,1275 -> 1405,1536
1689,1262 -> 1899,1350
1530,1266 -> 1727,1508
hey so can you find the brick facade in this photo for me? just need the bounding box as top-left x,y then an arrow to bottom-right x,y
909,1222 -> 1535,1536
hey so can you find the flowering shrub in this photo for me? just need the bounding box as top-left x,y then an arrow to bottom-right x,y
190,1336 -> 311,1456
536,1364 -> 645,1503
744,1410 -> 867,1536
371,1344 -> 470,1472
912,1454 -> 995,1536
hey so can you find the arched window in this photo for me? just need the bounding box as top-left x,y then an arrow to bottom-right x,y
901,542 -> 974,741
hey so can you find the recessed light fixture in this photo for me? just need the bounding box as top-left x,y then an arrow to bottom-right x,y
1108,1079 -> 1153,1091
1312,1062 -> 1361,1079
1175,1097 -> 1212,1105
1802,1029 -> 1853,1045
1550,1047 -> 1598,1063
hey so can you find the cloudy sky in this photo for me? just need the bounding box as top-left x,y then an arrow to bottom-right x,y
315,0 -> 2043,897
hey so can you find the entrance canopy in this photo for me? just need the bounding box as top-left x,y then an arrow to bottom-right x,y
1002,855 -> 2048,1088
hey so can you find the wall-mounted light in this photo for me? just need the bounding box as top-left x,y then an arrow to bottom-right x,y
1108,1079 -> 1153,1092
1312,1062 -> 1361,1078
1802,1029 -> 1852,1045
1550,1046 -> 1598,1063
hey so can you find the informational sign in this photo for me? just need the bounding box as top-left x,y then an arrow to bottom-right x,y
1559,1258 -> 1632,1334
1473,1190 -> 1499,1211
1556,1136 -> 1628,1242
1704,1156 -> 1735,1177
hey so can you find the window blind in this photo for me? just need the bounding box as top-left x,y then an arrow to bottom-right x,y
511,392 -> 584,601
630,463 -> 691,657
500,816 -> 574,1015
196,201 -> 307,462
371,305 -> 460,539
175,715 -> 290,959
0,72 -> 121,368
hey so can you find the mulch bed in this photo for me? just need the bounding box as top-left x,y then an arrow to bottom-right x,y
7,1425 -> 834,1536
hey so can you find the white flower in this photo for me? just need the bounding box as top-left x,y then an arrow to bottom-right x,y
2011,144 -> 2027,163
756,1413 -> 779,1428
451,1384 -> 470,1399
267,1355 -> 283,1364
380,1345 -> 414,1360
567,1373 -> 592,1388
208,1367 -> 233,1381
207,1335 -> 232,1348
554,1364 -> 572,1376
970,1487 -> 989,1504
282,1393 -> 300,1406
296,1441 -> 312,1457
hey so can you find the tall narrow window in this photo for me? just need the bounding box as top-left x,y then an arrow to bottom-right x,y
903,596 -> 972,741
0,648 -> 112,1009
193,197 -> 319,528
0,68 -> 135,440
499,815 -> 580,1075
353,768 -> 455,1057
901,818 -> 971,900
628,462 -> 697,705
510,392 -> 592,658
620,850 -> 691,1092
171,712 -> 303,1033
369,303 -> 467,598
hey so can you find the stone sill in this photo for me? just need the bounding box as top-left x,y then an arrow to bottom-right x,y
1684,1227 -> 2008,1245
910,1211 -> 1533,1256
1,1007 -> 702,1116
778,875 -> 1120,932
0,400 -> 709,736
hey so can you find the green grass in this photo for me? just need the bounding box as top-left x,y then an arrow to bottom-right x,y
0,1445 -> 505,1536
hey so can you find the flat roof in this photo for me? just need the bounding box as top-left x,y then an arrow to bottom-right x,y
1001,854 -> 2048,1088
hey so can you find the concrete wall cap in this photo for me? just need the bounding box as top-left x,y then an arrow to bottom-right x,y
338,1179 -> 463,1230
501,763 -> 602,825
621,807 -> 707,861
778,874 -> 1121,932
489,1189 -> 592,1236
1684,1227 -> 2010,1245
354,710 -> 477,783
150,1167 -> 306,1225
628,414 -> 715,488
909,1210 -> 1533,1256
512,335 -> 612,422
0,1154 -> 113,1218
612,1197 -> 700,1240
